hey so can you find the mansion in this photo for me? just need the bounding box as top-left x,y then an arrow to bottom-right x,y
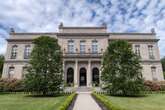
2,24 -> 164,87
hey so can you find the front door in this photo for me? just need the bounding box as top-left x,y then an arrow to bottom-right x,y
79,68 -> 87,86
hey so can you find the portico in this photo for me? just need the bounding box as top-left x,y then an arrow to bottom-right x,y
64,59 -> 101,87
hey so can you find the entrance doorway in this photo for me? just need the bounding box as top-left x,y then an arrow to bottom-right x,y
79,68 -> 87,86
67,68 -> 74,86
92,67 -> 99,86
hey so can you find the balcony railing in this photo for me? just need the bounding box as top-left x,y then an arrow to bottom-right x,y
63,52 -> 103,58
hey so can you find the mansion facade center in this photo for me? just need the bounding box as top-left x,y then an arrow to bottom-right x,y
2,24 -> 164,87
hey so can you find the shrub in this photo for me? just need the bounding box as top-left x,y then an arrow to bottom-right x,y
160,84 -> 165,91
58,93 -> 76,110
0,79 -> 24,92
92,92 -> 123,110
144,81 -> 161,91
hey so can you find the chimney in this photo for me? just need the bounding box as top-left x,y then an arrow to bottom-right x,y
59,22 -> 63,29
151,28 -> 155,34
101,22 -> 107,28
10,28 -> 15,33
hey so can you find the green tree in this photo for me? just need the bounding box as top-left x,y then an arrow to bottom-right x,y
0,55 -> 4,77
101,40 -> 144,96
161,57 -> 165,78
24,36 -> 63,95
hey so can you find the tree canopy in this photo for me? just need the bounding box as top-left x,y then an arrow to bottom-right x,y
161,57 -> 165,72
24,36 -> 63,95
161,57 -> 165,77
0,55 -> 4,77
101,40 -> 144,96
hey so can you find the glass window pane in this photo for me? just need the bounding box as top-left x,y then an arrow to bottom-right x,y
80,41 -> 85,53
68,40 -> 74,53
92,40 -> 98,53
11,45 -> 17,59
24,45 -> 31,59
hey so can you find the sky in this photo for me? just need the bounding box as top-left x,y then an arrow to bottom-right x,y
0,0 -> 165,57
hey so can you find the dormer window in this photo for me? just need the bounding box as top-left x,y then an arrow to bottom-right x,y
68,40 -> 74,53
11,45 -> 17,59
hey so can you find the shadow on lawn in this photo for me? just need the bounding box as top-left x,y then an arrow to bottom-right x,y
0,92 -> 11,95
109,94 -> 147,98
25,93 -> 68,98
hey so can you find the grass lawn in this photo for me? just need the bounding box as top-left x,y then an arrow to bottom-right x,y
0,93 -> 69,110
106,94 -> 165,110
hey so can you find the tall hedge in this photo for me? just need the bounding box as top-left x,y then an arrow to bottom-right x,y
101,40 -> 144,96
24,36 -> 63,95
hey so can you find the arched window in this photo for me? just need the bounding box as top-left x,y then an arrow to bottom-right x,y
11,45 -> 17,59
8,66 -> 15,79
24,45 -> 31,59
92,67 -> 99,86
67,68 -> 74,86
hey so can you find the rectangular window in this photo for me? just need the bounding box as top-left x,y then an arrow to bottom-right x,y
80,41 -> 85,54
135,45 -> 140,57
148,45 -> 154,59
92,40 -> 98,53
8,67 -> 14,79
11,45 -> 17,59
151,67 -> 157,81
22,67 -> 28,78
68,40 -> 74,53
24,45 -> 31,59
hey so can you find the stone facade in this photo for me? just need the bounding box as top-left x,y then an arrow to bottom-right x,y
2,25 -> 164,87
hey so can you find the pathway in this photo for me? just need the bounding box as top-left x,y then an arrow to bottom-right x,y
73,92 -> 101,110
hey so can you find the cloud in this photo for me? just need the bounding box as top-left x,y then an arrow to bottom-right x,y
0,0 -> 165,57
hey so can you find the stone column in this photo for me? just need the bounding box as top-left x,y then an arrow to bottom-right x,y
87,60 -> 91,87
74,60 -> 78,87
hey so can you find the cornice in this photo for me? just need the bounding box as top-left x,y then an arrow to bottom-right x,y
59,26 -> 107,29
109,39 -> 159,42
5,60 -> 29,63
7,39 -> 33,42
10,32 -> 57,35
10,32 -> 154,36
140,60 -> 161,63
4,59 -> 161,63
57,33 -> 109,36
109,32 -> 155,35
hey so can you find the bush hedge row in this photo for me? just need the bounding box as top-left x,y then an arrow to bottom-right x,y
58,93 -> 77,110
144,80 -> 165,91
0,79 -> 23,92
92,92 -> 124,110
